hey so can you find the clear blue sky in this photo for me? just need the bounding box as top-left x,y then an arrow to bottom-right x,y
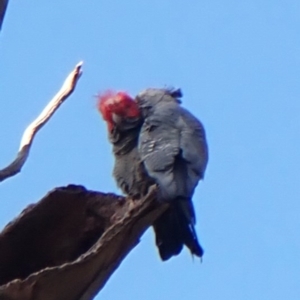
1,1 -> 300,299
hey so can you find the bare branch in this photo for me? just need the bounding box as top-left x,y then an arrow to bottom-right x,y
0,0 -> 8,31
0,185 -> 167,300
0,62 -> 83,183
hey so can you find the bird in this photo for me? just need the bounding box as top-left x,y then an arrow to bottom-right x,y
136,88 -> 208,260
97,90 -> 154,199
97,88 -> 208,261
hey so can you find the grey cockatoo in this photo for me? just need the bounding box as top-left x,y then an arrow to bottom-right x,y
97,91 -> 154,199
136,88 -> 208,260
97,88 -> 208,261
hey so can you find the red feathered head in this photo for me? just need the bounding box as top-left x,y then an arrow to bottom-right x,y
97,90 -> 140,131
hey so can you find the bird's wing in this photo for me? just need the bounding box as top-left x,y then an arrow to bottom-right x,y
138,106 -> 181,199
179,107 -> 209,180
139,103 -> 208,199
139,118 -> 180,173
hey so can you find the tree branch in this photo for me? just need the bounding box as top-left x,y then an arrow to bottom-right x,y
0,0 -> 8,31
0,184 -> 167,300
0,62 -> 83,183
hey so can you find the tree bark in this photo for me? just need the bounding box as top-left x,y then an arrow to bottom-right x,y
0,184 -> 166,300
0,0 -> 8,31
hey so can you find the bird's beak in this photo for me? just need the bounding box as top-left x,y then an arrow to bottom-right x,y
112,113 -> 122,125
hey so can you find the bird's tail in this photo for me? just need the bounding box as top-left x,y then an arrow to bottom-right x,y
153,197 -> 204,261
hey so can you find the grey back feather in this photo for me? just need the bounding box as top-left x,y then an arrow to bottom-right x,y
137,88 -> 208,201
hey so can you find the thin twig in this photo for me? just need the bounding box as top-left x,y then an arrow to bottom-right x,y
0,62 -> 83,182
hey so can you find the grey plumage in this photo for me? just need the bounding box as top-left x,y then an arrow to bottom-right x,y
136,88 -> 208,260
103,88 -> 208,261
108,116 -> 154,199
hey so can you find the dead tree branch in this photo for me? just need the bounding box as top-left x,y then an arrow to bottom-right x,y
0,0 -> 8,30
0,62 -> 83,183
0,184 -> 167,300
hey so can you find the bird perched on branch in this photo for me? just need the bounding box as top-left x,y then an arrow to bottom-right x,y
97,88 -> 208,261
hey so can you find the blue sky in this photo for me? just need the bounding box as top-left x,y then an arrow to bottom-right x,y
1,1 -> 300,299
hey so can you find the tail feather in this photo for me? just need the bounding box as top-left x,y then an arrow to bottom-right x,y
153,208 -> 183,261
153,198 -> 204,261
